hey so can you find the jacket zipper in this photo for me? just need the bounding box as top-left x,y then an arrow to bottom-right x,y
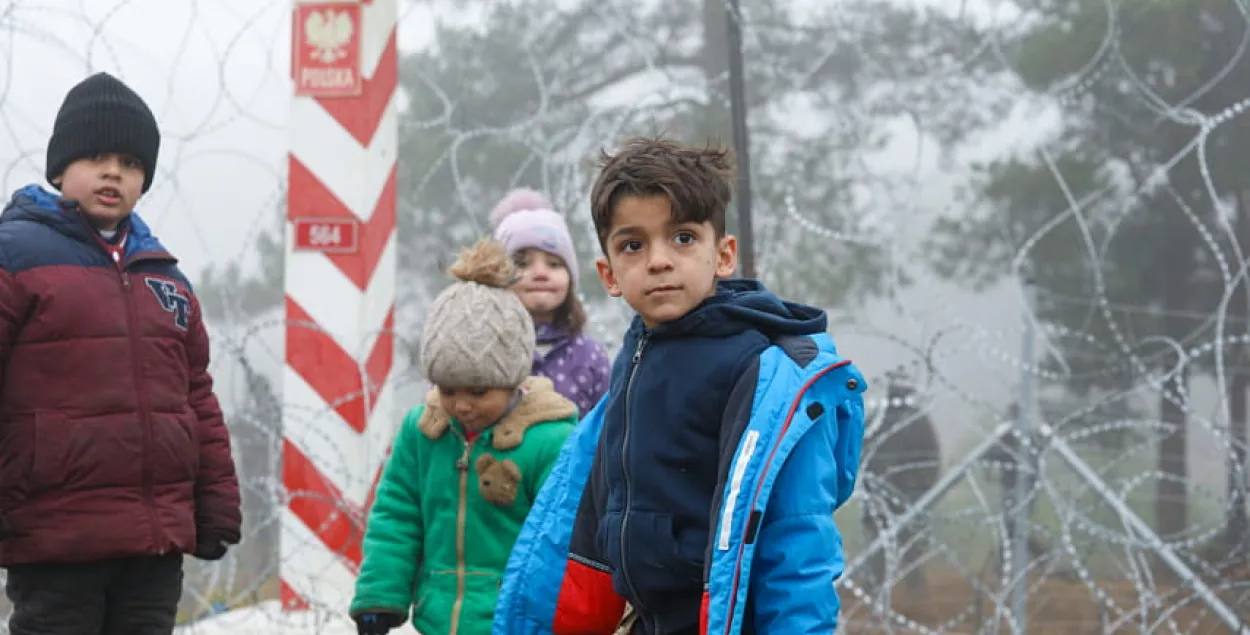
110,248 -> 166,556
70,205 -> 169,556
719,359 -> 850,635
619,333 -> 650,627
449,432 -> 473,635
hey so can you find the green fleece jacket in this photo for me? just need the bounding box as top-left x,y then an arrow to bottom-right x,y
350,376 -> 577,635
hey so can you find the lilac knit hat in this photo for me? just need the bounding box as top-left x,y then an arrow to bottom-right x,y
490,188 -> 580,289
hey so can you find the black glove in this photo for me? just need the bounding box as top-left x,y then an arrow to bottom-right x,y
193,532 -> 230,561
354,612 -> 403,635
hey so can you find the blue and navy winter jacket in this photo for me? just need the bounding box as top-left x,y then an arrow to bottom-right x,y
493,279 -> 867,635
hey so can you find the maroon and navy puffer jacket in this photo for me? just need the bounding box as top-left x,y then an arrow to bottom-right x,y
0,184 -> 241,566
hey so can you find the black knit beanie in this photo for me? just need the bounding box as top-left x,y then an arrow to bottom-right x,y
46,72 -> 160,193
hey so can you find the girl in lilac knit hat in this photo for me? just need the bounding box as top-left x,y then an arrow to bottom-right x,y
491,188 -> 610,415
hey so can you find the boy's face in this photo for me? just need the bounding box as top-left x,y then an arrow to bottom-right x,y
438,386 -> 515,432
595,195 -> 737,328
54,153 -> 145,232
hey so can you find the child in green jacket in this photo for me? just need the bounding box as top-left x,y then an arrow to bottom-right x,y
350,238 -> 579,635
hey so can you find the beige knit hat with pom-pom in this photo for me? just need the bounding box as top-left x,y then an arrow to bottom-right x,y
420,239 -> 535,388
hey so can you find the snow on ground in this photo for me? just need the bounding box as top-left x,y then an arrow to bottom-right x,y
174,601 -> 358,635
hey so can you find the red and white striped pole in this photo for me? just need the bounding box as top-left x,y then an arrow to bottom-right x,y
282,0 -> 398,614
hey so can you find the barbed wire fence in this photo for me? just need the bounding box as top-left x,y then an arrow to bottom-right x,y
2,0 -> 1250,634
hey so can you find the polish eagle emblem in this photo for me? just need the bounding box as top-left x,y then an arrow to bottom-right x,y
304,9 -> 355,64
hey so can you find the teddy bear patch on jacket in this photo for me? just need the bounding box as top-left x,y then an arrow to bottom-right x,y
475,454 -> 522,506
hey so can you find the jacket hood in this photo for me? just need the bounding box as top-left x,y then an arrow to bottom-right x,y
2,184 -> 169,257
629,278 -> 827,340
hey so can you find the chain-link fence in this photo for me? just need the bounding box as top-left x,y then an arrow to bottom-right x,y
2,0 -> 1249,633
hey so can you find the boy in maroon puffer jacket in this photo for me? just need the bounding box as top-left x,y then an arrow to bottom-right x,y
0,72 -> 242,635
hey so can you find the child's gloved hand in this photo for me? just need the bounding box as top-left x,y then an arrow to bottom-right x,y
193,532 -> 230,561
354,611 -> 403,635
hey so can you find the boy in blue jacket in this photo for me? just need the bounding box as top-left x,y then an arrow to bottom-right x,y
493,136 -> 867,635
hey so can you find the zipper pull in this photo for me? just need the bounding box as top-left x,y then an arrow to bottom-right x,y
121,271 -> 130,288
632,336 -> 647,364
455,441 -> 471,471
111,247 -> 128,281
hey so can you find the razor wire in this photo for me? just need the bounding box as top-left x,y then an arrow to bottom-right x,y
2,0 -> 1249,633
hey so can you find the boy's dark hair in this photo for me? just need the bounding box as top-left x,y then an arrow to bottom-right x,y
589,136 -> 736,249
